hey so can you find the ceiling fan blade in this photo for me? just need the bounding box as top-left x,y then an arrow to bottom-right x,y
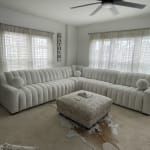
110,6 -> 119,15
114,1 -> 146,9
90,5 -> 103,16
71,2 -> 101,9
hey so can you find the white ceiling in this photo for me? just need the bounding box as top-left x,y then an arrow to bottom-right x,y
0,0 -> 150,26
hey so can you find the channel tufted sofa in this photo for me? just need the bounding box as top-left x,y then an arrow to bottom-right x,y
0,66 -> 150,115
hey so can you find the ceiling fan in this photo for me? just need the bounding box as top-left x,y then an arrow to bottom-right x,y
70,0 -> 146,16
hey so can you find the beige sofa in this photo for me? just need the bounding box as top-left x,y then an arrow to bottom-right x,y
0,66 -> 150,115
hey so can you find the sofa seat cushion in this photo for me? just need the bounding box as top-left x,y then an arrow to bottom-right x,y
80,78 -> 113,96
107,84 -> 144,111
18,79 -> 76,111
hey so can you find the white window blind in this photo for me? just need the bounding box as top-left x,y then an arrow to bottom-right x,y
32,36 -> 49,69
139,36 -> 150,73
4,31 -> 29,71
0,23 -> 53,72
89,29 -> 150,74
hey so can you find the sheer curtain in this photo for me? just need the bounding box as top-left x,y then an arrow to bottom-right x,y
0,23 -> 53,72
89,29 -> 150,74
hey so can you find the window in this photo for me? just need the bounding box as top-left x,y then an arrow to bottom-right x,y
32,36 -> 49,69
0,23 -> 53,72
89,30 -> 150,74
139,36 -> 150,73
4,31 -> 29,71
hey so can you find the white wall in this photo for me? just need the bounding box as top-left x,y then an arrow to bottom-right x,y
0,6 -> 77,68
65,25 -> 77,65
1,6 -> 150,68
77,14 -> 150,66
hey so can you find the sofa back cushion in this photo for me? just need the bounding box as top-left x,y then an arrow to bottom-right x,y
4,67 -> 72,85
116,72 -> 150,88
82,67 -> 119,84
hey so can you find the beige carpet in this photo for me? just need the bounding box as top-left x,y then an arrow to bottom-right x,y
0,102 -> 150,150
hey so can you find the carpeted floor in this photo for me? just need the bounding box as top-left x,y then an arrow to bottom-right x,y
0,102 -> 150,150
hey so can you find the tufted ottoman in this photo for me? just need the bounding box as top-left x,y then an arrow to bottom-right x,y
56,90 -> 112,128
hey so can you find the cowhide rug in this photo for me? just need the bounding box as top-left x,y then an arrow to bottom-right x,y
59,115 -> 120,150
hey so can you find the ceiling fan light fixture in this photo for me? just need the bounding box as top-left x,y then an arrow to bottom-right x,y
71,0 -> 146,16
103,3 -> 113,9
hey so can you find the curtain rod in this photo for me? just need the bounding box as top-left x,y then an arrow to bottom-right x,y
88,27 -> 150,35
0,22 -> 54,34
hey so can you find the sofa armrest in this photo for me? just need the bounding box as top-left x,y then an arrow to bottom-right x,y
143,88 -> 150,115
0,84 -> 20,114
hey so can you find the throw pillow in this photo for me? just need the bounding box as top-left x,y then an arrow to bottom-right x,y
9,77 -> 25,88
74,70 -> 81,77
136,79 -> 149,90
71,65 -> 76,72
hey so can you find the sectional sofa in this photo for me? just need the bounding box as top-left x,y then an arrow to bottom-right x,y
0,66 -> 150,115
